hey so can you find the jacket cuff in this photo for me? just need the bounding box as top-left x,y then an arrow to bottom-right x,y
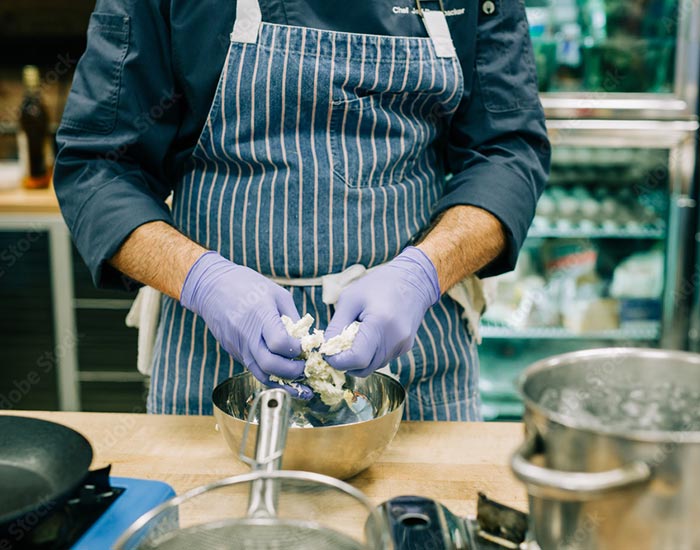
432,163 -> 537,277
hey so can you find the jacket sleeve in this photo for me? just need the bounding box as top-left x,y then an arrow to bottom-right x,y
434,0 -> 551,277
54,0 -> 182,289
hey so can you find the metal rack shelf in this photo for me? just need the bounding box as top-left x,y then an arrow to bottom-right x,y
527,227 -> 666,240
480,325 -> 660,341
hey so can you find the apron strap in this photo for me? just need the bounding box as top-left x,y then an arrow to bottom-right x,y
230,0 -> 456,56
416,0 -> 457,58
270,264 -> 380,305
230,0 -> 263,44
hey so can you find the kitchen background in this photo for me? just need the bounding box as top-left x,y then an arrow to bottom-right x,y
0,0 -> 698,418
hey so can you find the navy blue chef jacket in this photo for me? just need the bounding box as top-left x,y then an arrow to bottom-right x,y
54,0 -> 550,288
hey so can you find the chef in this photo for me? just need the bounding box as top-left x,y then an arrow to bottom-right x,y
55,0 -> 549,420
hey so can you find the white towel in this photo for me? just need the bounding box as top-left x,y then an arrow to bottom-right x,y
125,286 -> 162,376
446,275 -> 487,344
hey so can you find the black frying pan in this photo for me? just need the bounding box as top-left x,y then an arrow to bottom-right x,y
0,416 -> 93,533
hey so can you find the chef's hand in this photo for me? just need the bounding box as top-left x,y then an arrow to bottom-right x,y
325,247 -> 440,377
180,251 -> 306,387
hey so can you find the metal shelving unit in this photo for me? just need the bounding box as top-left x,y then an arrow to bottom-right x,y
480,0 -> 700,419
528,227 -> 665,239
481,120 -> 697,341
481,324 -> 660,341
545,121 -> 696,348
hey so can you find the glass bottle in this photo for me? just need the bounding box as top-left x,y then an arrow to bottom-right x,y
18,66 -> 52,190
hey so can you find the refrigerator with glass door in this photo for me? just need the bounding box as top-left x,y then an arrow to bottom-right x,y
478,0 -> 700,419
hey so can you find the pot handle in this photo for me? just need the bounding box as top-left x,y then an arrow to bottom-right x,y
511,433 -> 652,502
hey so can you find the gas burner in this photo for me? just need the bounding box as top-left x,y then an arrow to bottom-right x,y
0,467 -> 175,550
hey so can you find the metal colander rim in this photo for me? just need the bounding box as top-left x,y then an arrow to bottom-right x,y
113,470 -> 387,550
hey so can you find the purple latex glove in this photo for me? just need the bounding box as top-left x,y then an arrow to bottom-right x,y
324,247 -> 440,377
180,252 -> 309,393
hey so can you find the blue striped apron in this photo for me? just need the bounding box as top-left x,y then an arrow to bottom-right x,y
148,0 -> 482,421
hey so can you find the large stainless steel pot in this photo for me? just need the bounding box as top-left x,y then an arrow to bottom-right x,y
511,348 -> 700,550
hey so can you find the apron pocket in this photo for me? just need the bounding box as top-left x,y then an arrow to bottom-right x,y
330,91 -> 426,188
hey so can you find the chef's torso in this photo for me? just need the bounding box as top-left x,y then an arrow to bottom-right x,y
148,0 -> 482,421
166,0 -> 477,180
175,1 -> 467,278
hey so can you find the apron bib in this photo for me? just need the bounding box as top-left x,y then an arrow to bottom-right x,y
148,0 -> 481,421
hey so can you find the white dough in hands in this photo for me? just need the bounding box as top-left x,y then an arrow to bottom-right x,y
319,322 -> 361,356
281,313 -> 314,339
278,315 -> 361,406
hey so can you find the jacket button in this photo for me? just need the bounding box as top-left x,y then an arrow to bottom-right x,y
482,0 -> 496,15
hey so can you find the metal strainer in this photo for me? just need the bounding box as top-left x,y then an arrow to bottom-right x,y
113,390 -> 389,550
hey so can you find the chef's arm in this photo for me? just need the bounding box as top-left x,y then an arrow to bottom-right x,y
54,0 -> 183,290
109,220 -> 307,385
417,205 -> 505,293
430,0 -> 551,287
109,222 -> 206,300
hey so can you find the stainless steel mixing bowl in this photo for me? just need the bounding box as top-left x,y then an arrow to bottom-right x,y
213,372 -> 405,480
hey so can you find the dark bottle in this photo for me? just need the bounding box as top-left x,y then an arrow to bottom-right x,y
18,65 -> 52,190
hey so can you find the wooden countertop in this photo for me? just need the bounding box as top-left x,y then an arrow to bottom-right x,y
4,411 -> 527,517
0,185 -> 60,214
